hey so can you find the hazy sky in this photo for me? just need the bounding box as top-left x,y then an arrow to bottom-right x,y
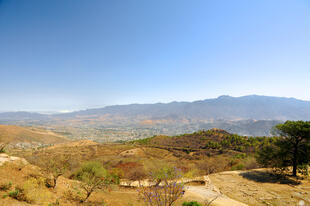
0,0 -> 310,112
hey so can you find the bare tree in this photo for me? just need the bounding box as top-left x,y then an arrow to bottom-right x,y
137,167 -> 184,206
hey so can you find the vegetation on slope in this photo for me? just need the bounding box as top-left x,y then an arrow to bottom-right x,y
0,123 -> 309,205
131,128 -> 276,154
0,125 -> 67,147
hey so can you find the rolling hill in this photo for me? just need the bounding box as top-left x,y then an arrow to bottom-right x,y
0,125 -> 67,148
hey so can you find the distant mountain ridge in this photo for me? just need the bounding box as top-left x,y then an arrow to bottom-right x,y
55,95 -> 310,121
0,95 -> 309,138
1,95 -> 310,121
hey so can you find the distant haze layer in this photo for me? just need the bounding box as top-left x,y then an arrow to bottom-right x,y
0,95 -> 309,139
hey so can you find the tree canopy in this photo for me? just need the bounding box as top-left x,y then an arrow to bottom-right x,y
73,161 -> 117,202
257,121 -> 310,176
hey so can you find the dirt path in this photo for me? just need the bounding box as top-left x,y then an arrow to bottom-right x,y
118,169 -> 310,206
185,185 -> 248,206
120,175 -> 248,206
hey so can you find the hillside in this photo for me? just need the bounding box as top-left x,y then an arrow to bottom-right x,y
6,128 -> 308,206
0,125 -> 67,148
133,129 -> 271,155
2,152 -> 309,206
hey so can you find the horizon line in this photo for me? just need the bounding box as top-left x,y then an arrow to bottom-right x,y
0,94 -> 309,114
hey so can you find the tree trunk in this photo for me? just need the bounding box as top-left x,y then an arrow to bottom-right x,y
53,177 -> 57,189
292,144 -> 298,176
84,191 -> 92,202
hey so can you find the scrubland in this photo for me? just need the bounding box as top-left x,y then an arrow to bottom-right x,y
0,128 -> 309,205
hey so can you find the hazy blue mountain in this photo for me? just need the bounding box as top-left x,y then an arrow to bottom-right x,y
55,95 -> 310,121
0,95 -> 309,138
0,111 -> 48,121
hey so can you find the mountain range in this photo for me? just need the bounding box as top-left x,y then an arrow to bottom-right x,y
56,95 -> 310,121
1,95 -> 309,139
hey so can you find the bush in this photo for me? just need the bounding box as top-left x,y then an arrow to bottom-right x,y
8,189 -> 20,199
243,157 -> 259,170
297,164 -> 309,177
231,163 -> 244,171
183,169 -> 199,179
197,157 -> 228,175
22,177 -> 51,203
0,182 -> 12,191
63,187 -> 84,202
8,186 -> 28,202
41,155 -> 70,188
0,143 -> 6,153
126,166 -> 147,181
138,167 -> 184,206
233,153 -> 246,159
182,201 -> 202,206
73,161 -> 117,202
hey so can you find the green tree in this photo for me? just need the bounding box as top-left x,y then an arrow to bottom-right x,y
73,161 -> 117,202
257,121 -> 310,176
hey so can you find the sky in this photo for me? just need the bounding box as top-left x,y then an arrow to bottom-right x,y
0,0 -> 310,112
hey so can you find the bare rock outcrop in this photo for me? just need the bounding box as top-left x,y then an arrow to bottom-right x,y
0,153 -> 28,166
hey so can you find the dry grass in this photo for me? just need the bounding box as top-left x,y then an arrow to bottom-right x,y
0,125 -> 67,145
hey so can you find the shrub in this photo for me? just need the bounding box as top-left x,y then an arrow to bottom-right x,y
8,186 -> 28,202
43,155 -> 70,188
63,187 -> 84,202
73,161 -> 117,202
0,143 -> 6,153
297,164 -> 309,177
137,167 -> 184,206
183,169 -> 199,179
0,182 -> 11,191
197,157 -> 228,175
182,201 -> 202,206
243,157 -> 259,170
127,166 -> 147,181
8,189 -> 20,199
22,177 -> 51,203
231,163 -> 244,171
205,141 -> 221,149
233,153 -> 246,159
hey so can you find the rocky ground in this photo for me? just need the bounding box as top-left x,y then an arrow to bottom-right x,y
0,153 -> 28,166
209,170 -> 310,206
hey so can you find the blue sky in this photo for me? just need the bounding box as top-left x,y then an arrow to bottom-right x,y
0,0 -> 310,112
